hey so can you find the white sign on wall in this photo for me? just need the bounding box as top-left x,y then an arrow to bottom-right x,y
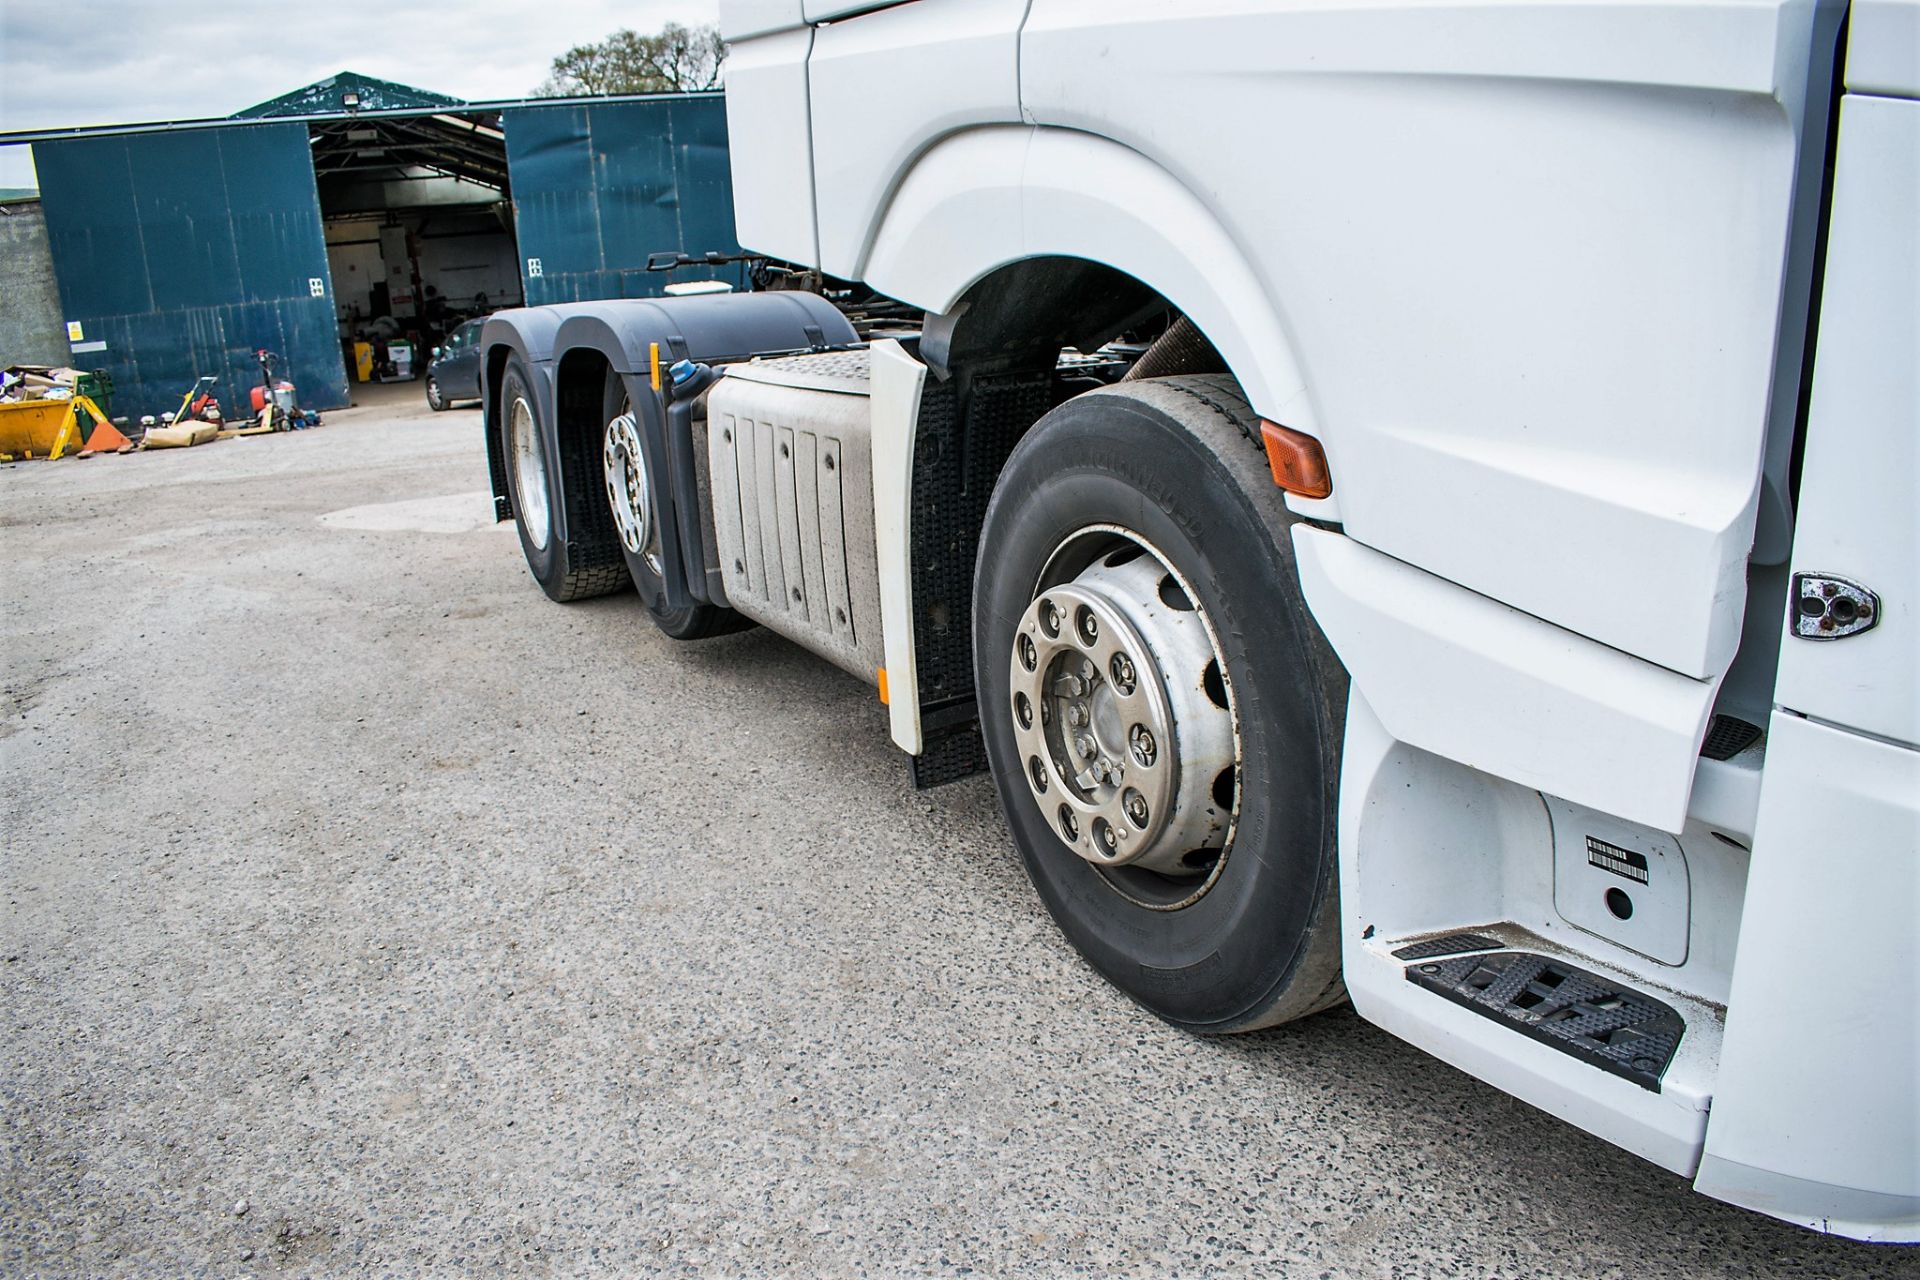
65,320 -> 84,342
308,278 -> 326,297
526,258 -> 543,279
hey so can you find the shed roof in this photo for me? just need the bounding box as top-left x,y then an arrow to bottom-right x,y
234,72 -> 464,119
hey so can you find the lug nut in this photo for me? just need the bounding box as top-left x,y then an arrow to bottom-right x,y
1110,653 -> 1136,695
1018,634 -> 1036,671
1066,703 -> 1088,728
1076,606 -> 1099,645
1074,734 -> 1096,760
1129,725 -> 1157,767
1041,600 -> 1062,637
1124,790 -> 1149,827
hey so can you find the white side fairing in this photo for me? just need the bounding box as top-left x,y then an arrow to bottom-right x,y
869,338 -> 930,754
722,27 -> 821,267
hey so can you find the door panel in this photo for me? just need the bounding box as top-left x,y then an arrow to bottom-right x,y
1020,0 -> 1832,679
1771,95 -> 1919,746
808,0 -> 1028,280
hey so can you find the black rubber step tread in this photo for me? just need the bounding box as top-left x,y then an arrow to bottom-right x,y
1391,933 -> 1505,961
1700,714 -> 1763,761
1404,950 -> 1684,1092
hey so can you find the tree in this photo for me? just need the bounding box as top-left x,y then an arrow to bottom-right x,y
534,23 -> 726,97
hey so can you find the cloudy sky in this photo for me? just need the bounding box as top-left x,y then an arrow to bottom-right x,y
0,0 -> 719,188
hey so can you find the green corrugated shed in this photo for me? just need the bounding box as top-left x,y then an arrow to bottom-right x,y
503,95 -> 744,305
33,123 -> 349,418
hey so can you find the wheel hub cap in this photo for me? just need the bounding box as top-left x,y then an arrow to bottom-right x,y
602,412 -> 653,559
1009,541 -> 1234,876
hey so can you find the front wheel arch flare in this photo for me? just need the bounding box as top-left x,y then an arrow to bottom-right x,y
857,125 -> 1319,436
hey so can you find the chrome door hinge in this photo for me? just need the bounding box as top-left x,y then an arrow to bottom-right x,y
1791,572 -> 1881,640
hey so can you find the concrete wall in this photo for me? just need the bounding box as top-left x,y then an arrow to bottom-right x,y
0,199 -> 72,367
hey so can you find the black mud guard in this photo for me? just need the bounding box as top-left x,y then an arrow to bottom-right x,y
546,291 -> 853,376
482,293 -> 858,608
480,308 -> 564,524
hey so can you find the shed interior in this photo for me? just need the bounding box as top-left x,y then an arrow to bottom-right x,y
307,109 -> 520,381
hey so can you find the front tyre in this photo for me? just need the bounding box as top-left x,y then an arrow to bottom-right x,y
426,374 -> 446,411
974,375 -> 1347,1033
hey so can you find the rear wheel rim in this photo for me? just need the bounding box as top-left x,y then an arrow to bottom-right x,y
602,408 -> 661,574
508,394 -> 549,551
1009,524 -> 1240,910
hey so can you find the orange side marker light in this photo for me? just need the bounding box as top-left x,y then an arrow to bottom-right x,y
1259,420 -> 1332,499
649,342 -> 662,392
877,666 -> 891,706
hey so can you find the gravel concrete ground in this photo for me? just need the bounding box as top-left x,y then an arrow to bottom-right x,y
2,386 -> 1914,1279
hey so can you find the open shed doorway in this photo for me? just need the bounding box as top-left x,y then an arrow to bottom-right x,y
309,109 -> 520,392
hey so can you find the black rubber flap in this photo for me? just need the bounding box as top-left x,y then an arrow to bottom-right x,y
1405,951 -> 1684,1092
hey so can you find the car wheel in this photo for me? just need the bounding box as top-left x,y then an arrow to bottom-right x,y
426,375 -> 445,411
973,374 -> 1347,1033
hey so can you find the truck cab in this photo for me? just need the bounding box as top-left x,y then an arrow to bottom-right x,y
481,0 -> 1917,1239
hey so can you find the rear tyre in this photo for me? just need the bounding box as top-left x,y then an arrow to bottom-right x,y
499,355 -> 630,602
973,375 -> 1347,1033
598,370 -> 754,641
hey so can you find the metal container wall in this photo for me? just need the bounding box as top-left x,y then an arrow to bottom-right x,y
32,123 -> 349,419
503,95 -> 745,305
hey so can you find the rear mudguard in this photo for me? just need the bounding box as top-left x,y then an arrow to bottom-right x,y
481,293 -> 858,604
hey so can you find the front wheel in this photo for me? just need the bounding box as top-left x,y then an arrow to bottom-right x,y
425,375 -> 446,411
973,375 -> 1348,1033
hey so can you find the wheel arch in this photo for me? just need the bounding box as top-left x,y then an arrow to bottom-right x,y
858,125 -> 1322,437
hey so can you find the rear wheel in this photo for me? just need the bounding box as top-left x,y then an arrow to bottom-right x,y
499,355 -> 629,602
974,375 -> 1347,1033
599,370 -> 752,640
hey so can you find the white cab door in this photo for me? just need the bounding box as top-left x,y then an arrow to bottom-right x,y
1021,0 -> 1836,681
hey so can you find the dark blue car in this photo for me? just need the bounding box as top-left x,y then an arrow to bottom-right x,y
424,317 -> 486,411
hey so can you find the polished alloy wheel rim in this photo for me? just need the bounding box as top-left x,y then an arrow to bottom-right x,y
1010,526 -> 1238,896
603,410 -> 660,573
508,395 -> 549,551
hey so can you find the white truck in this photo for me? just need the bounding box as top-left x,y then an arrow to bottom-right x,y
480,0 -> 1918,1240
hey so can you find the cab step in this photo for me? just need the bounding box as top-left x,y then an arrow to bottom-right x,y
1404,949 -> 1685,1092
